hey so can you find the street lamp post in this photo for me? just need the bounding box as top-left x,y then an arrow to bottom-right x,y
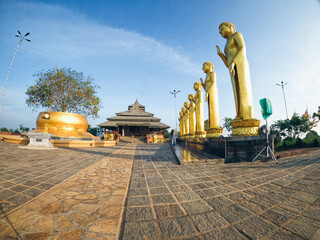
169,90 -> 180,131
276,81 -> 288,119
0,31 -> 31,114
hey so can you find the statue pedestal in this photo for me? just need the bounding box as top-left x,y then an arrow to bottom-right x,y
19,132 -> 56,150
195,131 -> 206,138
188,133 -> 195,138
206,128 -> 223,138
231,118 -> 260,136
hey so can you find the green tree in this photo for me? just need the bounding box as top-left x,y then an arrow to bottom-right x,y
163,129 -> 170,138
19,124 -> 30,132
271,114 -> 318,139
223,117 -> 233,134
87,124 -> 103,136
25,67 -> 101,118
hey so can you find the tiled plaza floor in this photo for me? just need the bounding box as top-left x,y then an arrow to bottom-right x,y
121,144 -> 320,240
0,141 -> 319,239
0,141 -> 122,216
0,141 -> 134,239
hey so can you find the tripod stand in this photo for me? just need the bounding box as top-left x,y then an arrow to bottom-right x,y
252,119 -> 278,164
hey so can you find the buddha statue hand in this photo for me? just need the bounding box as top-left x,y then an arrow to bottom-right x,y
229,62 -> 235,76
200,78 -> 205,89
216,45 -> 222,55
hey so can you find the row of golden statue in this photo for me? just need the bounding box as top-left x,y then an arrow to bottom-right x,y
179,22 -> 260,138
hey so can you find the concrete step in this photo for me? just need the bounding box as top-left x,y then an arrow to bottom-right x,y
120,136 -> 146,144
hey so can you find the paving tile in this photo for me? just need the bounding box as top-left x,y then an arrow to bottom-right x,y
35,183 -> 55,190
7,194 -> 32,206
260,207 -> 296,226
302,205 -> 320,221
0,189 -> 16,200
284,216 -> 320,239
128,188 -> 148,196
152,194 -> 175,204
191,211 -> 229,232
225,192 -> 252,203
149,187 -> 170,195
122,221 -> 161,240
181,200 -> 212,214
205,196 -> 233,210
291,191 -> 319,203
218,204 -> 253,223
202,226 -> 246,240
125,206 -> 154,221
174,192 -> 201,201
9,184 -> 28,193
1,182 -> 15,188
23,180 -> 41,187
154,204 -> 185,219
234,216 -> 277,239
169,185 -> 190,193
126,196 -> 150,207
267,230 -> 304,240
195,189 -> 220,198
188,183 -> 210,191
278,198 -> 309,214
158,216 -> 197,239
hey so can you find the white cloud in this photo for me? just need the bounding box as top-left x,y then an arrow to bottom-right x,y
1,1 -> 199,76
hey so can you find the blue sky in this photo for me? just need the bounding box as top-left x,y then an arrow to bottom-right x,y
0,0 -> 319,133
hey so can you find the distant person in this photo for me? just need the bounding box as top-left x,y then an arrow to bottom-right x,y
170,129 -> 176,147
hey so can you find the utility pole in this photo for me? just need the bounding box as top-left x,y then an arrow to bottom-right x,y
169,90 -> 180,131
276,81 -> 288,119
0,31 -> 31,114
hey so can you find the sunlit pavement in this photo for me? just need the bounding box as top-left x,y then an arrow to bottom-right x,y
0,141 -> 319,239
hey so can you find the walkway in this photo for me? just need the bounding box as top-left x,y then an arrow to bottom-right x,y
122,144 -> 320,239
0,141 -> 319,239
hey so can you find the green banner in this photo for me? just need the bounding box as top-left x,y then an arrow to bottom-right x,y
259,98 -> 273,119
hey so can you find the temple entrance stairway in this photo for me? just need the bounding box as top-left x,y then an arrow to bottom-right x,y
120,136 -> 146,144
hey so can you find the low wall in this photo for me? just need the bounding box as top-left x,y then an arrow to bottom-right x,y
178,135 -> 274,163
0,134 -> 116,148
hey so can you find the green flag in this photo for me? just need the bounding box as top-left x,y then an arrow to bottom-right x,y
259,98 -> 273,119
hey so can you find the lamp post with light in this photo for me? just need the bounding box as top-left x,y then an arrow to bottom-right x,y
0,31 -> 31,114
169,90 -> 180,131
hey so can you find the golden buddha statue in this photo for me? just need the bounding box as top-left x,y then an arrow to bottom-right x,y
216,22 -> 260,136
34,111 -> 97,138
193,82 -> 206,138
184,101 -> 190,137
188,94 -> 196,138
200,62 -> 223,137
179,110 -> 185,138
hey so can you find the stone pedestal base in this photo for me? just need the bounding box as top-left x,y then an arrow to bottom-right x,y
19,132 -> 56,150
195,131 -> 206,138
188,133 -> 195,138
231,118 -> 260,136
206,128 -> 223,138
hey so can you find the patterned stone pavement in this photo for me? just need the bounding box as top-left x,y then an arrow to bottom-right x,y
0,141 -> 320,239
0,141 -> 122,216
121,144 -> 320,240
0,142 -> 134,239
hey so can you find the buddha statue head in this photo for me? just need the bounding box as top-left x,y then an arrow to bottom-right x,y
188,94 -> 194,102
193,81 -> 202,91
219,22 -> 236,38
202,61 -> 214,73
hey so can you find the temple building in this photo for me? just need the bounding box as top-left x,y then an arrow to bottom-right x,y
98,100 -> 170,137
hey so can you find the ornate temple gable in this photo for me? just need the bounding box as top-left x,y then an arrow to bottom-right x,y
128,99 -> 145,111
